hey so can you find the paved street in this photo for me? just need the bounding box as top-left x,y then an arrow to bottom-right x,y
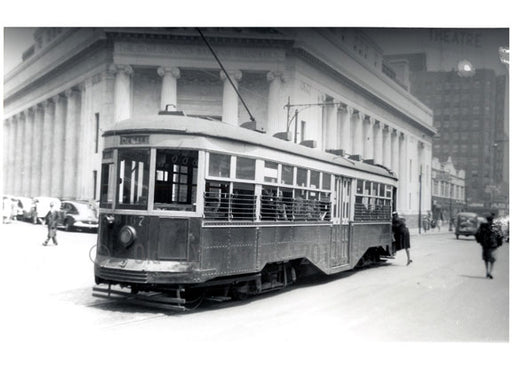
1,220 -> 509,369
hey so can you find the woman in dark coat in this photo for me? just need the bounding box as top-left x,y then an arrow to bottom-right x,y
475,214 -> 503,279
392,211 -> 412,265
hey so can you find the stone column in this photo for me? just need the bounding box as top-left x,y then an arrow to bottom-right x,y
63,88 -> 80,199
391,129 -> 400,175
76,79 -> 92,200
418,141 -> 426,212
31,105 -> 44,197
363,116 -> 374,160
8,117 -> 18,194
3,119 -> 12,194
352,111 -> 364,157
109,64 -> 133,123
266,71 -> 285,135
325,101 -> 339,150
51,94 -> 66,198
13,114 -> 25,195
41,99 -> 55,196
23,109 -> 35,197
220,69 -> 242,126
383,124 -> 391,168
373,120 -> 383,165
398,133 -> 408,212
3,120 -> 11,193
157,66 -> 181,111
340,106 -> 353,154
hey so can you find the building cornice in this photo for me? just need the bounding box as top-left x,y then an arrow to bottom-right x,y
291,47 -> 437,137
104,28 -> 295,49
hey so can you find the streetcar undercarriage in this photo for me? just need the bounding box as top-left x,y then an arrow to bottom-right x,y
93,249 -> 391,311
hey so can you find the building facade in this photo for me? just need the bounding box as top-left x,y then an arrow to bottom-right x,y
3,28 -> 435,224
431,156 -> 466,222
409,67 -> 508,214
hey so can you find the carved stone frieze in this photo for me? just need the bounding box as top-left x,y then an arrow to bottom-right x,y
114,42 -> 285,61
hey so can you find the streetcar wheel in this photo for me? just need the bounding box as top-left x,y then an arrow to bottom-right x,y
183,289 -> 205,310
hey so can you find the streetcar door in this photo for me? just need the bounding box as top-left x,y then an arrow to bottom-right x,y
330,176 -> 350,267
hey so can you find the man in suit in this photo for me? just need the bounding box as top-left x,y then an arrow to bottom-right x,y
42,202 -> 59,246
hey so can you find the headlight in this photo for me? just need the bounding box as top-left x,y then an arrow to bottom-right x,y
119,225 -> 137,247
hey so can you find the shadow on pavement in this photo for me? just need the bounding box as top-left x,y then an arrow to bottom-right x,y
459,274 -> 488,280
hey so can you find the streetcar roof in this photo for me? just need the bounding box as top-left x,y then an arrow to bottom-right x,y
104,115 -> 397,180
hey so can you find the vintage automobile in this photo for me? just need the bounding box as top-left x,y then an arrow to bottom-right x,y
58,200 -> 99,232
455,212 -> 479,239
14,196 -> 34,221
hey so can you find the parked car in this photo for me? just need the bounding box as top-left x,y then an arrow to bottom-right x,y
455,212 -> 479,239
32,197 -> 61,224
57,200 -> 99,232
14,196 -> 33,221
2,195 -> 16,223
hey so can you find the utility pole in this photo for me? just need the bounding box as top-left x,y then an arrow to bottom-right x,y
418,165 -> 422,234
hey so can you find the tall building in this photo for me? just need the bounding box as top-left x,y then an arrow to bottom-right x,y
409,67 -> 507,214
3,28 -> 435,226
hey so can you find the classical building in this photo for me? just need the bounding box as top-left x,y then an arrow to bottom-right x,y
431,157 -> 466,221
3,27 -> 435,224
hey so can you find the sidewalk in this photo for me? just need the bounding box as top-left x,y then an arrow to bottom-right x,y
410,223 -> 454,236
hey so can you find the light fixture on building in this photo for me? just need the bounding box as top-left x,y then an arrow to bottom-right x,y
498,47 -> 509,65
457,59 -> 475,77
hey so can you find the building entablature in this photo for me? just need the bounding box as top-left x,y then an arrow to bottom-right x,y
294,29 -> 434,136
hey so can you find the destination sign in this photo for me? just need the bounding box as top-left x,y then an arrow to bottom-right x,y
120,135 -> 149,145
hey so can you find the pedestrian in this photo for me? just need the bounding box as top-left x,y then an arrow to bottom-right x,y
392,211 -> 412,265
475,213 -> 503,279
42,201 -> 59,246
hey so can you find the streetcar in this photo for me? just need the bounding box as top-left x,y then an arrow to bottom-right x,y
93,111 -> 398,310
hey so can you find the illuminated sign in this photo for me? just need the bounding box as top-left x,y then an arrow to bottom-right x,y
120,135 -> 149,145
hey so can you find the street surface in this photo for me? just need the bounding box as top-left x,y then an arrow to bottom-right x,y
1,220 -> 510,370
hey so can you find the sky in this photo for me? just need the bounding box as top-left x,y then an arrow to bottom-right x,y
3,27 -> 36,74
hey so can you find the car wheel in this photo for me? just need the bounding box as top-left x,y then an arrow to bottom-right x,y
456,234 -> 459,239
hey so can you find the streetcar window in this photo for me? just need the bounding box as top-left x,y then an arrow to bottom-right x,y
297,168 -> 307,187
154,150 -> 198,211
371,182 -> 377,196
100,162 -> 115,208
235,157 -> 255,180
232,183 -> 255,220
364,181 -> 371,195
205,181 -> 230,220
310,170 -> 320,189
379,183 -> 385,197
261,186 -> 284,221
322,173 -> 331,190
118,149 -> 150,210
209,153 -> 231,178
281,165 -> 293,185
353,180 -> 393,222
264,161 -> 278,183
356,179 -> 364,194
320,192 -> 331,221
